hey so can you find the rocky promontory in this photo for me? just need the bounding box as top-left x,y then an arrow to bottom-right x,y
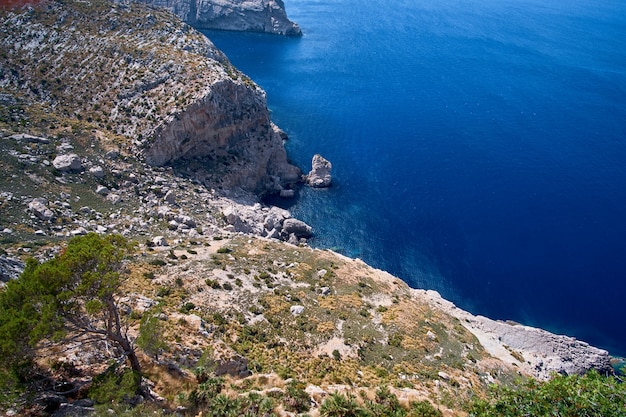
1,0 -> 300,196
128,0 -> 302,36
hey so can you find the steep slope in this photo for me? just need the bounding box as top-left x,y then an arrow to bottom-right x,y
0,0 -> 300,196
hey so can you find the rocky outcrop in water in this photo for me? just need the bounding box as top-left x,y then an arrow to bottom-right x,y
306,154 -> 332,188
129,0 -> 301,36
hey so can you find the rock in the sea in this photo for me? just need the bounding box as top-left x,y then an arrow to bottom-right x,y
52,154 -> 82,171
282,218 -> 312,238
279,189 -> 295,198
306,154 -> 332,188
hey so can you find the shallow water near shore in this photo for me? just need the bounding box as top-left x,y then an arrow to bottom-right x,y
203,0 -> 626,356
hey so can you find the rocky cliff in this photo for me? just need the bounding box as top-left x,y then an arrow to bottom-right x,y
1,0 -> 300,196
127,0 -> 302,36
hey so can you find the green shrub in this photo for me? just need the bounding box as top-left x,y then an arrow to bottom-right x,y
284,380 -> 311,413
89,367 -> 141,404
320,392 -> 365,417
408,400 -> 442,417
467,370 -> 626,417
179,302 -> 195,314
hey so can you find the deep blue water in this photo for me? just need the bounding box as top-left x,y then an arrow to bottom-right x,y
203,0 -> 626,357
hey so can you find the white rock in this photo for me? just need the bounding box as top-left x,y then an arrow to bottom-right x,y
279,189 -> 295,198
152,236 -> 168,247
106,193 -> 121,204
53,154 -> 82,171
95,185 -> 109,195
28,198 -> 55,221
290,305 -> 305,316
164,190 -> 176,204
438,371 -> 450,380
283,218 -> 313,238
89,165 -> 105,179
306,154 -> 332,188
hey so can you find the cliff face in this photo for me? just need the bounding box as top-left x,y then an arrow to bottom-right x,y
145,79 -> 300,194
128,0 -> 302,36
0,0 -> 300,195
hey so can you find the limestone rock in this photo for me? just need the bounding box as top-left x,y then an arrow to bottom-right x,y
282,218 -> 312,238
215,356 -> 252,378
290,305 -> 305,316
89,166 -> 105,179
422,290 -> 613,380
153,236 -> 169,246
131,0 -> 302,36
279,189 -> 295,198
144,79 -> 301,196
164,190 -> 176,204
306,154 -> 332,188
28,198 -> 55,221
52,154 -> 82,171
0,256 -> 25,282
95,185 -> 109,196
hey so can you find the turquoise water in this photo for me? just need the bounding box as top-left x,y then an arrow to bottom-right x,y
204,0 -> 626,356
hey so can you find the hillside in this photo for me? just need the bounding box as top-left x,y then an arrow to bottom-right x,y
0,1 -> 620,416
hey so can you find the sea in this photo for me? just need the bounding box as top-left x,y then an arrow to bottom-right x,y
203,0 -> 626,358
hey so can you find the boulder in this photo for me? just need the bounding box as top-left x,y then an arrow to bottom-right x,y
152,236 -> 169,247
28,198 -> 55,221
53,154 -> 82,171
279,189 -> 295,198
290,305 -> 305,316
89,165 -> 105,179
282,218 -> 312,238
95,185 -> 109,196
0,256 -> 25,282
306,154 -> 332,188
164,190 -> 176,204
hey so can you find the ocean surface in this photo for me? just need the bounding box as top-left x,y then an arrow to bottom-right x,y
203,0 -> 626,357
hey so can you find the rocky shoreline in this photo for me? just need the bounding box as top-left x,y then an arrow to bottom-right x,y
126,0 -> 302,36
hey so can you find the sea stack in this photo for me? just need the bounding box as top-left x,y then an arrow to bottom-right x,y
306,154 -> 332,188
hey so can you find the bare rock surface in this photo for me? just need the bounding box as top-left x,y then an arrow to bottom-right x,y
420,289 -> 613,380
52,154 -> 82,171
130,0 -> 302,36
306,154 -> 332,188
